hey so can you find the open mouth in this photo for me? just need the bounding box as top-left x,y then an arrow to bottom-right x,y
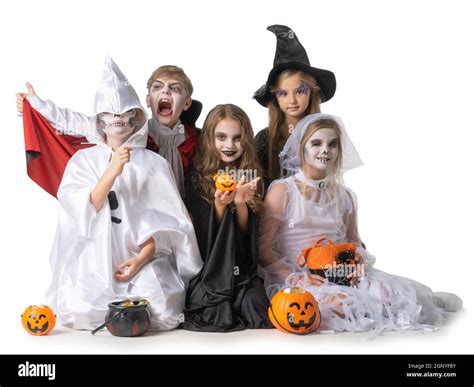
317,157 -> 331,164
158,98 -> 173,117
27,321 -> 49,333
108,120 -> 128,128
287,312 -> 316,330
222,150 -> 237,157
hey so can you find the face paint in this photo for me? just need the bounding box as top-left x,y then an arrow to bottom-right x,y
275,74 -> 311,121
147,78 -> 190,128
296,81 -> 310,95
303,128 -> 339,176
214,118 -> 244,164
99,109 -> 138,139
276,89 -> 287,98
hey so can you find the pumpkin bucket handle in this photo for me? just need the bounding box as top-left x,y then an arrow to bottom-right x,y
296,251 -> 308,267
313,237 -> 336,247
296,237 -> 336,267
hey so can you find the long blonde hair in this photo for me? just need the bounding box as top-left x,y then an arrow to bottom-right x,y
267,70 -> 321,181
194,104 -> 264,214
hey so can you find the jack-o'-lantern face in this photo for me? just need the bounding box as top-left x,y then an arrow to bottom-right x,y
214,172 -> 237,191
268,287 -> 320,334
21,305 -> 56,336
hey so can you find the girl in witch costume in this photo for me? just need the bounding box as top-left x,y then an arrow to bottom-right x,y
258,113 -> 462,332
253,25 -> 337,191
182,104 -> 273,332
46,58 -> 202,331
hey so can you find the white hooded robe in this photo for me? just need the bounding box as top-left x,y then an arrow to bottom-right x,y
46,57 -> 202,331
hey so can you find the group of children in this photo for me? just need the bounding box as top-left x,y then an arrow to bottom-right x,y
17,25 -> 462,334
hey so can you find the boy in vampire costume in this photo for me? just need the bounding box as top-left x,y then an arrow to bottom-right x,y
38,57 -> 202,330
17,65 -> 202,198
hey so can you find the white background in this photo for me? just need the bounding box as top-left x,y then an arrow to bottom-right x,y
1,0 -> 473,354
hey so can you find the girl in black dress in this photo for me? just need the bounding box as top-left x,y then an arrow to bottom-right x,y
182,104 -> 273,332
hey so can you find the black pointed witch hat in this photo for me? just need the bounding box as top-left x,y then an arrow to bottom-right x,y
253,25 -> 336,107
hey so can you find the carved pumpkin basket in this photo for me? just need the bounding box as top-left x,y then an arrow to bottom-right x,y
21,305 -> 56,335
214,172 -> 237,191
268,287 -> 321,335
297,237 -> 358,286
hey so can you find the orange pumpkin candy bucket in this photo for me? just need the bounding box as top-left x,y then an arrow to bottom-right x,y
296,237 -> 358,286
213,172 -> 237,191
268,287 -> 321,335
21,305 -> 56,335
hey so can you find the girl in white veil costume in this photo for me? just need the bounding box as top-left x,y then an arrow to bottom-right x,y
258,113 -> 462,333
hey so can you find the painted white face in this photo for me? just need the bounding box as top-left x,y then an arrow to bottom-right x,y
303,128 -> 339,176
214,118 -> 244,164
275,73 -> 311,121
99,109 -> 138,140
146,78 -> 191,128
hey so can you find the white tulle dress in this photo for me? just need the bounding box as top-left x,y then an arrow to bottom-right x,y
258,170 -> 449,333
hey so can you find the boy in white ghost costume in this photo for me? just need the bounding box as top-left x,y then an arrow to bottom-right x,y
46,57 -> 202,331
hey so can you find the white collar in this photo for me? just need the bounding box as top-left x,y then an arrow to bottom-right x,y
294,169 -> 328,190
149,118 -> 184,136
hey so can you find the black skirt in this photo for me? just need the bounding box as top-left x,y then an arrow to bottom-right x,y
182,172 -> 273,332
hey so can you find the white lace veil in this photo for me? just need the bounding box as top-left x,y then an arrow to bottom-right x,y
279,113 -> 363,177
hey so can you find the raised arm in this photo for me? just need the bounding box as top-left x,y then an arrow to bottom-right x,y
16,82 -> 94,137
90,146 -> 130,211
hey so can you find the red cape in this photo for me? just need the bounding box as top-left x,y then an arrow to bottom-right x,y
22,99 -> 93,198
22,100 -> 199,197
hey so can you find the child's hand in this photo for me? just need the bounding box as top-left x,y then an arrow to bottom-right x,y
234,176 -> 261,205
304,273 -> 326,287
348,253 -> 365,287
114,255 -> 147,282
214,189 -> 236,208
108,146 -> 131,177
16,82 -> 36,114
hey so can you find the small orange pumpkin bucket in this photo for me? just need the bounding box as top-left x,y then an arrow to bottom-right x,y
296,237 -> 358,286
268,287 -> 321,335
213,172 -> 237,191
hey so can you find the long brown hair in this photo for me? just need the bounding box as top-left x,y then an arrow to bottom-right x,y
267,70 -> 321,181
194,104 -> 264,214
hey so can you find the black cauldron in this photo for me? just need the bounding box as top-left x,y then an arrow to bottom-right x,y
91,299 -> 150,337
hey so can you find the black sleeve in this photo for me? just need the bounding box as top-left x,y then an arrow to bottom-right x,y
255,129 -> 269,172
184,170 -> 211,259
